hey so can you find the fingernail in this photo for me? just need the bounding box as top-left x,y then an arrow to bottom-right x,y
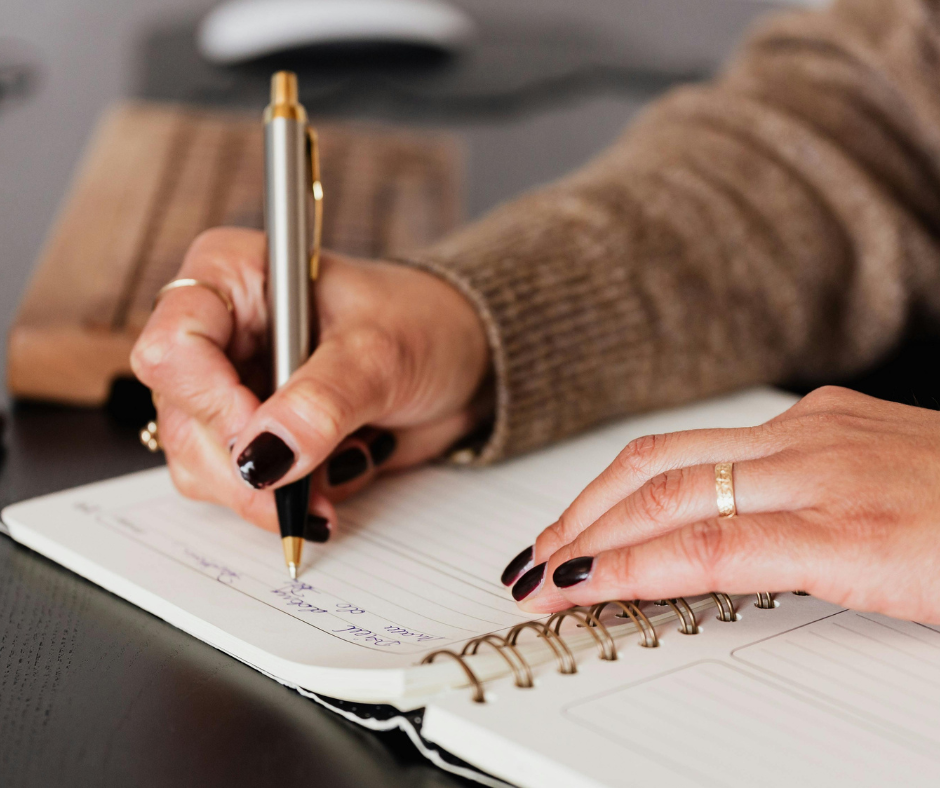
501,545 -> 534,586
237,432 -> 295,489
512,562 -> 546,601
303,514 -> 331,543
553,556 -> 594,588
368,431 -> 396,467
327,447 -> 369,486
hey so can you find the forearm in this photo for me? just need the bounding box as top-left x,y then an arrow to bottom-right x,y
402,0 -> 940,462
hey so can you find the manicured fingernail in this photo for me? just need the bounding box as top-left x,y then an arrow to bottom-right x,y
512,562 -> 546,601
553,556 -> 594,588
501,545 -> 534,586
327,447 -> 368,486
236,432 -> 295,489
368,431 -> 396,467
304,514 -> 331,543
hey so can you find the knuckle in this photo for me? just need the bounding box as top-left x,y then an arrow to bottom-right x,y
188,227 -> 234,262
597,548 -> 633,593
192,226 -> 229,247
614,434 -> 665,480
537,516 -> 576,557
801,385 -> 853,409
130,329 -> 173,384
346,327 -> 405,386
187,390 -> 229,431
679,519 -> 728,582
283,377 -> 354,445
796,409 -> 860,435
637,468 -> 685,521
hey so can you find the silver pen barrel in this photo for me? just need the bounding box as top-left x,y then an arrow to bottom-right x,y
264,71 -> 310,390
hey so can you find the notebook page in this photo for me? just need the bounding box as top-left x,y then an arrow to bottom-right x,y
422,597 -> 940,788
732,611 -> 940,752
1,387 -> 798,702
3,468 -> 547,673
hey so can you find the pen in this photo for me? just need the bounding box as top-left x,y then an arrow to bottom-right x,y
263,71 -> 323,579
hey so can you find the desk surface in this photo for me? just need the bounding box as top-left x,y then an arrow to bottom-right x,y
3,1 -> 918,787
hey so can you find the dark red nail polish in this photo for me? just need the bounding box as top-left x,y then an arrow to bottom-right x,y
327,447 -> 368,486
501,545 -> 534,586
303,514 -> 331,543
237,432 -> 295,489
553,556 -> 594,588
368,431 -> 396,467
512,562 -> 546,601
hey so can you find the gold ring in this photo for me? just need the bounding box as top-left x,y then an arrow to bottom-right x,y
153,278 -> 234,314
715,462 -> 736,518
140,420 -> 162,453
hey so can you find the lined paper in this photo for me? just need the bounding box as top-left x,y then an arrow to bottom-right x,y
565,661 -> 940,786
733,611 -> 940,749
95,466 -> 554,658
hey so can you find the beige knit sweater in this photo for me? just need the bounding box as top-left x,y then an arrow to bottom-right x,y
405,0 -> 940,463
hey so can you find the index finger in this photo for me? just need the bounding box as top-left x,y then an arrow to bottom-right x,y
530,424 -> 784,569
520,511 -> 816,614
131,228 -> 267,443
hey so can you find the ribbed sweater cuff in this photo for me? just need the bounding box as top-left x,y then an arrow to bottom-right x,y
396,184 -> 658,465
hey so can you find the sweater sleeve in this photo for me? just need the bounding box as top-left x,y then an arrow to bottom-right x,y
399,0 -> 940,463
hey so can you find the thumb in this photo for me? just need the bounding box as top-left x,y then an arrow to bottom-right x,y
230,329 -> 397,490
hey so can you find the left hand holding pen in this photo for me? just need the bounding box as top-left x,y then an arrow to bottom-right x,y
505,386 -> 940,625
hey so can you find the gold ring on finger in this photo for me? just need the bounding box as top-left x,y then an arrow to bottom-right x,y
715,461 -> 736,518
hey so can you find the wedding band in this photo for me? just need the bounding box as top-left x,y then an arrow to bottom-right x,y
140,420 -> 162,453
153,278 -> 234,314
715,461 -> 736,518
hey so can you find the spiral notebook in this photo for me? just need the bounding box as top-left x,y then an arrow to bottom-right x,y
3,387 -> 940,787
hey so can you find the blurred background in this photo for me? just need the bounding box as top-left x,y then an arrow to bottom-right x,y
0,0 -> 825,410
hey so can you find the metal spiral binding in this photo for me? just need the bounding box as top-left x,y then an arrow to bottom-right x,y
507,621 -> 577,674
422,593 -> 780,703
547,609 -> 617,661
421,649 -> 486,703
755,592 -> 776,609
461,634 -> 533,689
589,600 -> 658,648
709,592 -> 737,622
659,598 -> 700,634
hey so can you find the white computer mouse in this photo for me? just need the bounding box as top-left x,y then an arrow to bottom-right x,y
198,0 -> 477,64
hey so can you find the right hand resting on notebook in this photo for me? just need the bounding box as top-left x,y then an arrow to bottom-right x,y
131,227 -> 491,536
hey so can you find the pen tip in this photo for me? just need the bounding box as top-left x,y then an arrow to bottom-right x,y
282,536 -> 303,579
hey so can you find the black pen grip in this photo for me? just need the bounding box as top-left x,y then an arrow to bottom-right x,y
274,474 -> 311,539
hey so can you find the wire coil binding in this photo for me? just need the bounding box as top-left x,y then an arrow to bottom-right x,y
755,592 -> 776,609
507,621 -> 577,674
656,598 -> 699,634
461,634 -> 533,689
421,592 -> 784,703
589,600 -> 658,648
709,592 -> 737,622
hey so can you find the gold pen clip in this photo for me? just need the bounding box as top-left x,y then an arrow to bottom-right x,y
306,126 -> 324,281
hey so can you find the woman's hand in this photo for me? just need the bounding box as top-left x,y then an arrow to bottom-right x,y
503,387 -> 940,624
131,227 -> 490,536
